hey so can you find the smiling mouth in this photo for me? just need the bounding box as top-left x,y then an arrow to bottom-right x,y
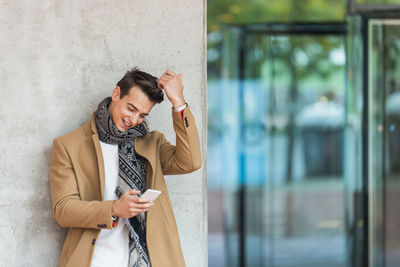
122,119 -> 131,129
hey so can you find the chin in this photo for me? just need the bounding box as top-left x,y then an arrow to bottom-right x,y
118,126 -> 128,132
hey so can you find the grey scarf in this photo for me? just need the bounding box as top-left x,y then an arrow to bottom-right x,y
95,97 -> 151,267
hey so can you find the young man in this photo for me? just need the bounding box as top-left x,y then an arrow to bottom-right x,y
49,68 -> 201,267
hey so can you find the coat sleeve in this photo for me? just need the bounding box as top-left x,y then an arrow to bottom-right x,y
159,105 -> 202,175
49,138 -> 114,230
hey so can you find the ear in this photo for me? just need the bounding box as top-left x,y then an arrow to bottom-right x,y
112,86 -> 121,101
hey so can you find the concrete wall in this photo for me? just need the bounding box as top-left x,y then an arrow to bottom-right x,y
0,1 -> 207,266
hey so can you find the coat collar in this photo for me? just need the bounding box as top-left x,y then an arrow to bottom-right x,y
88,113 -> 156,194
88,113 -> 106,200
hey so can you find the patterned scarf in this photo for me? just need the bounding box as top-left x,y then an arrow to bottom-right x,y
95,97 -> 151,267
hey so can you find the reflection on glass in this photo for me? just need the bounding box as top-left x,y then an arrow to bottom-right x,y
208,26 -> 347,266
207,0 -> 346,32
369,19 -> 400,267
252,34 -> 346,267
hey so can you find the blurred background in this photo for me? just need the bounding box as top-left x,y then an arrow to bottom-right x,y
207,1 -> 400,267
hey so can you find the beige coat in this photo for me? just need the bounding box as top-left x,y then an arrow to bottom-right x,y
49,106 -> 201,267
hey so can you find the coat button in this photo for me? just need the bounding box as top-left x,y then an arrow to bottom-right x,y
92,239 -> 96,245
97,224 -> 101,228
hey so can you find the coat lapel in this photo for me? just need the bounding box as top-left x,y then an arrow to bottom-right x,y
135,135 -> 155,190
89,114 -> 106,200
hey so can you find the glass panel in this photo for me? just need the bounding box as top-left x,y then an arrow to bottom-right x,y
208,27 -> 242,267
368,19 -> 400,267
208,27 -> 348,266
242,32 -> 347,266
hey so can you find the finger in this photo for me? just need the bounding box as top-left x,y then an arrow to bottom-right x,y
129,202 -> 153,209
166,70 -> 176,75
126,189 -> 141,195
130,208 -> 148,214
178,73 -> 183,78
133,197 -> 152,204
157,79 -> 165,89
128,202 -> 154,210
158,79 -> 172,90
159,77 -> 170,83
138,197 -> 150,202
130,207 -> 148,213
128,195 -> 139,201
158,77 -> 170,84
137,202 -> 154,208
159,71 -> 172,80
161,72 -> 174,78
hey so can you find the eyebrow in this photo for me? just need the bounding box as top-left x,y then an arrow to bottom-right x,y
128,103 -> 149,116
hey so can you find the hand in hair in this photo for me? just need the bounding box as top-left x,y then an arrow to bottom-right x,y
157,70 -> 186,109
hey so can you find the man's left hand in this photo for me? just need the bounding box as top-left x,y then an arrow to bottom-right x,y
158,70 -> 186,109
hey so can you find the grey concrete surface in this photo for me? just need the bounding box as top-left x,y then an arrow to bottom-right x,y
0,1 -> 207,266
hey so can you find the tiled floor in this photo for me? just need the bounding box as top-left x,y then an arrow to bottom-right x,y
208,232 -> 346,267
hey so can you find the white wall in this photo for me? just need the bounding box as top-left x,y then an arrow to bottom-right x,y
0,1 -> 207,266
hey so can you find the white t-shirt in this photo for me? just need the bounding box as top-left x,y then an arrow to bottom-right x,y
91,142 -> 129,267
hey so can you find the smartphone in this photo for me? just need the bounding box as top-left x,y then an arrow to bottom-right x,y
140,189 -> 162,202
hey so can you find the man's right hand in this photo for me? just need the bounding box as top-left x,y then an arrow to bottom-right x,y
111,189 -> 154,218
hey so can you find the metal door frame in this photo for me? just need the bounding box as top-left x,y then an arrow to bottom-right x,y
357,12 -> 400,267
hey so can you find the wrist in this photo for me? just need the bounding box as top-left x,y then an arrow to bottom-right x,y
174,103 -> 187,112
172,99 -> 186,110
111,200 -> 118,217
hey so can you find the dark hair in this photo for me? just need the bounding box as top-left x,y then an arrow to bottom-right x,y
117,67 -> 164,103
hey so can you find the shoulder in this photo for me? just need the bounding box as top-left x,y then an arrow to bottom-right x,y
135,130 -> 168,151
53,121 -> 91,148
139,130 -> 165,143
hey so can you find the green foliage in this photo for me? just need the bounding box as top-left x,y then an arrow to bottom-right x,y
207,0 -> 347,94
355,0 -> 400,3
208,0 -> 347,32
244,34 -> 345,94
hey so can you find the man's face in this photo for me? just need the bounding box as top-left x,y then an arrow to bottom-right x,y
108,86 -> 155,132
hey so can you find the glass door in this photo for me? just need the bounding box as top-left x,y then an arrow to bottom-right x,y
218,24 -> 350,267
210,15 -> 400,267
253,31 -> 347,267
368,19 -> 400,267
